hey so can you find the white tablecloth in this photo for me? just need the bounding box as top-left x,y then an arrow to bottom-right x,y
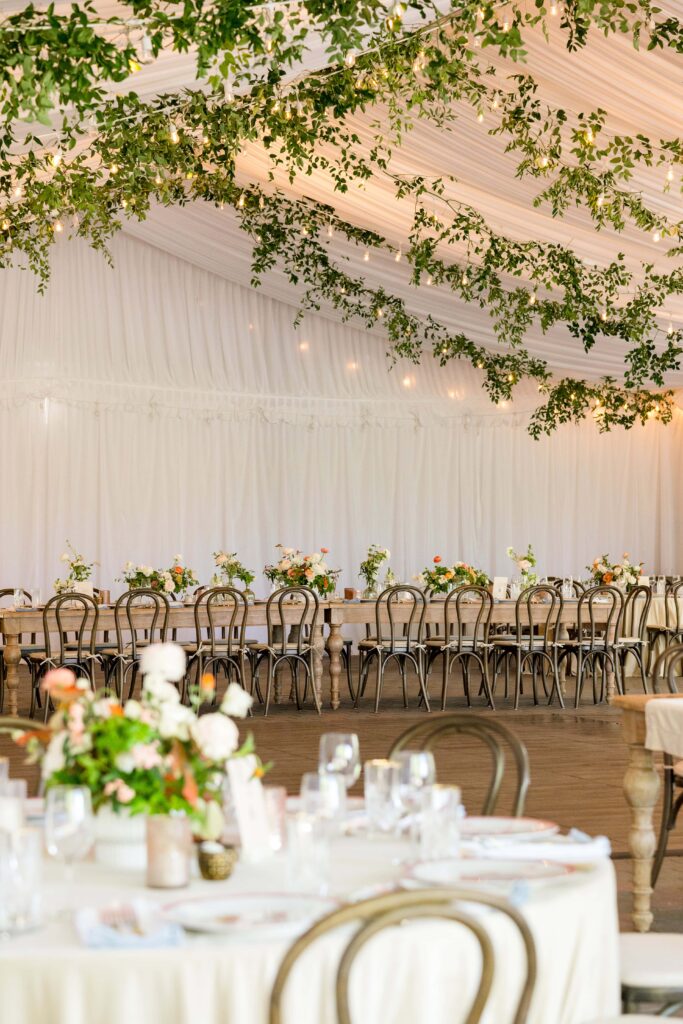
0,835 -> 619,1024
645,697 -> 683,758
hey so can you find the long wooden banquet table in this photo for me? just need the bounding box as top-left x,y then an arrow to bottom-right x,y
0,598 -> 618,716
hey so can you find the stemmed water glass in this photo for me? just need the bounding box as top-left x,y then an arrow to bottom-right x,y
318,733 -> 360,790
44,786 -> 94,887
394,750 -> 436,822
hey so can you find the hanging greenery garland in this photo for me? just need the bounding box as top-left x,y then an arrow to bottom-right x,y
0,0 -> 680,435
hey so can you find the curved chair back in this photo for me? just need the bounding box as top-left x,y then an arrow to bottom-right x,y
194,587 -> 247,656
42,593 -> 99,665
617,585 -> 652,644
514,585 -> 562,654
114,589 -> 169,658
443,586 -> 492,653
665,580 -> 683,634
387,714 -> 529,816
269,888 -> 536,1024
576,586 -> 623,647
0,588 -> 36,643
373,585 -> 426,653
651,642 -> 683,693
266,586 -> 319,656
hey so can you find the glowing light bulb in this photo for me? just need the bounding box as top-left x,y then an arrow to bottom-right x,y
550,2 -> 558,14
507,373 -> 515,382
653,231 -> 661,242
585,128 -> 594,143
327,224 -> 333,237
502,18 -> 509,31
394,249 -> 402,262
427,276 -> 432,286
265,37 -> 273,53
376,307 -> 384,318
667,166 -> 675,182
668,322 -> 674,337
50,150 -> 62,168
529,292 -> 537,305
238,194 -> 245,208
170,126 -> 179,144
363,250 -> 370,262
110,163 -> 118,174
344,52 -> 356,68
1,219 -> 9,230
477,112 -> 484,123
600,310 -> 607,321
53,220 -> 63,233
13,185 -> 22,198
155,173 -> 162,185
597,194 -> 605,208
492,97 -> 499,110
347,360 -> 358,371
298,341 -> 309,352
122,199 -> 128,208
202,134 -> 209,144
402,375 -> 414,388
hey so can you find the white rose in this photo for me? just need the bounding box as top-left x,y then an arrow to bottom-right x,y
60,552 -> 70,563
220,683 -> 253,719
279,559 -> 291,571
311,552 -> 322,564
158,702 -> 195,740
215,553 -> 227,565
283,547 -> 294,556
164,578 -> 175,593
613,566 -> 622,576
42,731 -> 67,778
190,714 -> 239,761
124,561 -> 134,571
383,548 -> 391,558
519,559 -> 531,571
140,642 -> 186,682
174,554 -> 183,563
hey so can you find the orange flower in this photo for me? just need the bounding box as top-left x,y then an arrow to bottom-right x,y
200,672 -> 216,695
444,571 -> 454,580
42,667 -> 81,703
320,547 -> 329,554
433,555 -> 442,564
174,565 -> 183,574
287,568 -> 297,578
181,768 -> 199,806
14,727 -> 52,747
603,572 -> 613,584
109,703 -> 124,717
252,764 -> 266,779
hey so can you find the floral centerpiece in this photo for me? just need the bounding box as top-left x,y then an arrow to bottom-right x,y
507,544 -> 538,589
13,645 -> 259,865
120,555 -> 198,596
587,553 -> 643,590
264,545 -> 341,596
359,544 -> 391,598
54,541 -> 97,595
212,551 -> 255,589
453,561 -> 490,588
415,555 -> 456,595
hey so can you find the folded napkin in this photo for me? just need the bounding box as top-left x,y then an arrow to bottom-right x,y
464,828 -> 611,865
75,900 -> 185,950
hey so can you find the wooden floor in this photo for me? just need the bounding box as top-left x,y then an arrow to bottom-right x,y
4,661 -> 683,938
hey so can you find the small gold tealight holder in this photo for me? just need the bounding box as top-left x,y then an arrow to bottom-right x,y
198,841 -> 238,881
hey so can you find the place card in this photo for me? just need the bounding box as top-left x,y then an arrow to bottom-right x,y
492,577 -> 508,601
227,754 -> 271,863
638,575 -> 650,587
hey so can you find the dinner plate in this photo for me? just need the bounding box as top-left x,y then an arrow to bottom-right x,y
162,893 -> 337,939
407,858 -> 574,891
461,816 -> 559,841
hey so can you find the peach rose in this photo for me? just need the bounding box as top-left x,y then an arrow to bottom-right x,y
433,555 -> 442,564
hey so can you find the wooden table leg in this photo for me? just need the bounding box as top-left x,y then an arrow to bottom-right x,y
312,623 -> 325,706
327,622 -> 343,711
623,740 -> 660,932
3,629 -> 21,717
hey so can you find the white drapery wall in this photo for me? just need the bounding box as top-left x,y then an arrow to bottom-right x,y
1,234 -> 682,595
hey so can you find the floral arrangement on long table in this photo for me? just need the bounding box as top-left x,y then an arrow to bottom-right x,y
507,544 -> 538,589
415,556 -> 489,595
120,555 -> 198,596
587,553 -> 643,590
14,644 -> 257,839
264,545 -> 341,596
54,541 -> 97,594
212,550 -> 255,589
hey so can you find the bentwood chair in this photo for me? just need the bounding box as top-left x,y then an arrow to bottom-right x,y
254,586 -> 321,716
388,714 -> 530,816
613,585 -> 652,695
650,644 -> 683,887
269,889 -> 537,1024
557,586 -> 623,708
355,585 -> 430,713
648,580 -> 683,673
189,586 -> 249,701
425,586 -> 494,710
490,585 -> 564,710
107,589 -> 170,700
28,593 -> 100,719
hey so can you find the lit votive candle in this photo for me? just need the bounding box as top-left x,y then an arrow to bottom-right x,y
145,815 -> 192,889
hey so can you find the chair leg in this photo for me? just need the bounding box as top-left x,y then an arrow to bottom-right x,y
400,659 -> 408,709
462,655 -> 471,708
415,654 -> 431,713
513,650 -> 523,710
480,653 -> 495,711
264,654 -> 274,717
441,650 -> 449,711
652,766 -> 674,887
342,647 -> 355,702
374,655 -> 384,713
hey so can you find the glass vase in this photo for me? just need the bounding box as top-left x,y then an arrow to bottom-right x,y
361,583 -> 379,600
145,814 -> 192,889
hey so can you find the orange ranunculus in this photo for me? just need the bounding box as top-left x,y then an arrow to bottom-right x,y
200,672 -> 216,695
287,568 -> 297,578
109,703 -> 124,717
174,565 -> 183,574
14,727 -> 52,746
603,572 -> 613,584
182,768 -> 199,806
320,547 -> 329,554
42,667 -> 81,702
444,571 -> 454,580
433,555 -> 442,564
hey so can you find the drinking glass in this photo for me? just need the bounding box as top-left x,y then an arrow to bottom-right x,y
286,813 -> 330,895
44,786 -> 94,883
318,733 -> 360,789
561,577 -> 574,600
0,757 -> 9,783
12,588 -> 25,609
419,784 -> 462,861
0,829 -> 42,934
657,576 -> 666,597
30,585 -> 42,608
299,772 -> 346,822
394,750 -> 436,817
0,778 -> 27,834
263,785 -> 288,852
509,578 -> 521,600
364,759 -> 401,834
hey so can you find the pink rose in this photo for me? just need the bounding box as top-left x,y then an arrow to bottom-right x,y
131,742 -> 162,770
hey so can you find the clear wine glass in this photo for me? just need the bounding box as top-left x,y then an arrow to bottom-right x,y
44,786 -> 94,886
364,759 -> 401,834
318,733 -> 360,790
394,750 -> 436,817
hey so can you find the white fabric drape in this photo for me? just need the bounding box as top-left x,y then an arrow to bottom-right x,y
1,234 -> 682,596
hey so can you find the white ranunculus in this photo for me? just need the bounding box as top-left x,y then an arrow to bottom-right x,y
124,699 -> 142,719
220,683 -> 253,719
215,553 -> 227,565
140,642 -> 187,682
174,554 -> 183,563
42,731 -> 68,778
283,547 -> 294,556
143,676 -> 181,705
279,559 -> 291,571
191,714 -> 239,761
158,702 -> 195,740
311,552 -> 322,563
124,560 -> 134,571
163,574 -> 175,593
115,751 -> 135,773
60,552 -> 70,563
519,559 -> 531,571
383,548 -> 391,558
